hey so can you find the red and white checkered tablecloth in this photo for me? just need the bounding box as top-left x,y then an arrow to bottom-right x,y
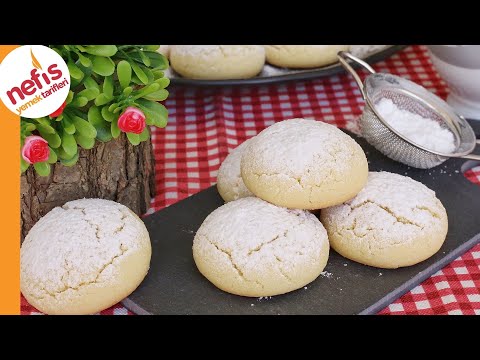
21,45 -> 480,315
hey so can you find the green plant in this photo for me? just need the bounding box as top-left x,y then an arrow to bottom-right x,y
20,45 -> 169,176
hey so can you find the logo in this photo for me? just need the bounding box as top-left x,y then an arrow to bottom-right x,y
0,45 -> 70,118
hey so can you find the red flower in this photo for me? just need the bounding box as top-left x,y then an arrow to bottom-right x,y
50,101 -> 67,118
22,136 -> 50,164
118,107 -> 146,135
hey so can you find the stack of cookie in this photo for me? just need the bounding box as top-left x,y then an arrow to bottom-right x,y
194,119 -> 448,298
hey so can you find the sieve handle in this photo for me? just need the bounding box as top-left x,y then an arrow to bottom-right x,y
337,51 -> 376,100
461,139 -> 480,160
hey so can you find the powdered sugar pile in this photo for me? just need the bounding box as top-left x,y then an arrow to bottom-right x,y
375,98 -> 456,154
260,65 -> 288,77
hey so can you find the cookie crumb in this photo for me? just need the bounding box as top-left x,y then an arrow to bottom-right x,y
321,271 -> 333,278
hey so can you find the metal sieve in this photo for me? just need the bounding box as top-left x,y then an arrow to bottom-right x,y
337,51 -> 480,169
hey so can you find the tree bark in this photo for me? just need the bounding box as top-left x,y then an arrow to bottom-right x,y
20,133 -> 155,241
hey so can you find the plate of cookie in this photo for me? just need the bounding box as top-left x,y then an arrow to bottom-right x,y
20,118 -> 480,315
122,119 -> 480,315
162,45 -> 407,86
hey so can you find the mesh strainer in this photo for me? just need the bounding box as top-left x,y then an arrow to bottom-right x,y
337,51 -> 480,169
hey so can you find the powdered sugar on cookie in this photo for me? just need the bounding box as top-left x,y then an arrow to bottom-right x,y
321,171 -> 448,268
193,197 -> 329,297
243,119 -> 354,176
217,138 -> 254,202
241,118 -> 368,209
171,45 -> 264,59
324,171 -> 445,243
21,198 -> 150,302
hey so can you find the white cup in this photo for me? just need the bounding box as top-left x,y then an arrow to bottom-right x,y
427,45 -> 480,120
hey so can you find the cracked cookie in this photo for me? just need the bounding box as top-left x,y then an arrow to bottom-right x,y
193,197 -> 329,297
320,172 -> 448,269
20,198 -> 151,314
217,138 -> 254,202
241,118 -> 368,209
170,46 -> 265,80
265,45 -> 350,68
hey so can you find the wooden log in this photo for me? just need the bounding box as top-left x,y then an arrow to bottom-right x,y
20,133 -> 155,240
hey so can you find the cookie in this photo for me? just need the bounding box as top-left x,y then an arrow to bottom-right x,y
241,118 -> 368,209
320,172 -> 449,269
157,45 -> 170,58
193,197 -> 329,297
265,45 -> 350,68
20,199 -> 151,314
217,138 -> 254,202
170,45 -> 265,80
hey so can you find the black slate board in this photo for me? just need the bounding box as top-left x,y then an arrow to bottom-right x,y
124,122 -> 480,315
